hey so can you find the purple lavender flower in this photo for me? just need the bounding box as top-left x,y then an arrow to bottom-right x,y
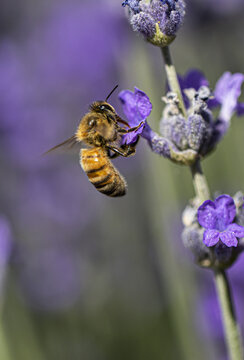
197,195 -> 244,247
182,192 -> 244,269
122,0 -> 185,46
131,69 -> 244,164
180,70 -> 244,137
119,87 -> 200,165
118,87 -> 152,144
179,70 -> 244,114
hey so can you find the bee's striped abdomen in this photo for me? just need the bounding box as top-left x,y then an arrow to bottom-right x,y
80,148 -> 127,197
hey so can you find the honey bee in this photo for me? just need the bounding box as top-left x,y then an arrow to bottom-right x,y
46,86 -> 141,197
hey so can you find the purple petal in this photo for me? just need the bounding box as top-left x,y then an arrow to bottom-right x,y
226,223 -> 244,238
207,97 -> 220,109
122,122 -> 145,145
134,87 -> 152,119
214,195 -> 236,229
197,200 -> 217,229
203,229 -> 220,247
118,87 -> 152,127
181,69 -> 209,91
177,69 -> 209,109
219,231 -> 238,247
214,72 -> 244,122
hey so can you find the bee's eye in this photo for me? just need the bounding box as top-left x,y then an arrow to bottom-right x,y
99,104 -> 113,112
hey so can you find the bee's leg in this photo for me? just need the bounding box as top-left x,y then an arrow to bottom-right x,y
121,136 -> 140,156
107,138 -> 139,158
117,121 -> 144,134
122,135 -> 140,148
106,145 -> 128,157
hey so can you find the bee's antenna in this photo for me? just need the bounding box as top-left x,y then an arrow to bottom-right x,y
105,85 -> 119,102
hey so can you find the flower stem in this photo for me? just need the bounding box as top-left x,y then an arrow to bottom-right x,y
160,39 -> 243,360
190,159 -> 210,205
190,160 -> 243,358
161,46 -> 187,118
214,270 -> 243,360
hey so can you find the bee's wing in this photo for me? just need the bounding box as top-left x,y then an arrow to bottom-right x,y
43,135 -> 80,155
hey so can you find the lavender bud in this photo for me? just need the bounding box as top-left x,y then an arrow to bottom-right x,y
186,86 -> 214,155
161,115 -> 188,150
182,225 -> 212,267
233,191 -> 244,211
187,114 -> 208,152
160,92 -> 188,150
122,0 -> 185,47
182,204 -> 197,227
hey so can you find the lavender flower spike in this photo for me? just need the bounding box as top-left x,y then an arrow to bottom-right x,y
122,0 -> 185,47
198,195 -> 244,248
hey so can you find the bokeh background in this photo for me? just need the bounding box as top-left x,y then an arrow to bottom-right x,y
0,0 -> 244,359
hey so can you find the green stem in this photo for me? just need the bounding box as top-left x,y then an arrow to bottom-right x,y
161,46 -> 187,118
190,159 -> 210,205
214,270 -> 243,360
190,160 -> 243,358
161,42 -> 243,360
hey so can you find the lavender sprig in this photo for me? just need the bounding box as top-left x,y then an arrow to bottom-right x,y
165,57 -> 243,359
122,1 -> 244,358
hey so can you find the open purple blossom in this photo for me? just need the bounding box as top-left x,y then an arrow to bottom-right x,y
122,0 -> 185,46
197,195 -> 244,248
179,70 -> 244,116
119,87 -> 201,165
183,70 -> 244,149
136,69 -> 244,165
119,87 -> 152,144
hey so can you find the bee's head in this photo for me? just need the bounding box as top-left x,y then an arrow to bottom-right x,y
90,101 -> 116,116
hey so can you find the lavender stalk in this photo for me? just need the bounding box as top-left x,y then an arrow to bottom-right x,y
162,40 -> 243,360
190,159 -> 210,205
121,1 -> 244,358
160,42 -> 243,360
214,270 -> 243,360
161,46 -> 187,118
